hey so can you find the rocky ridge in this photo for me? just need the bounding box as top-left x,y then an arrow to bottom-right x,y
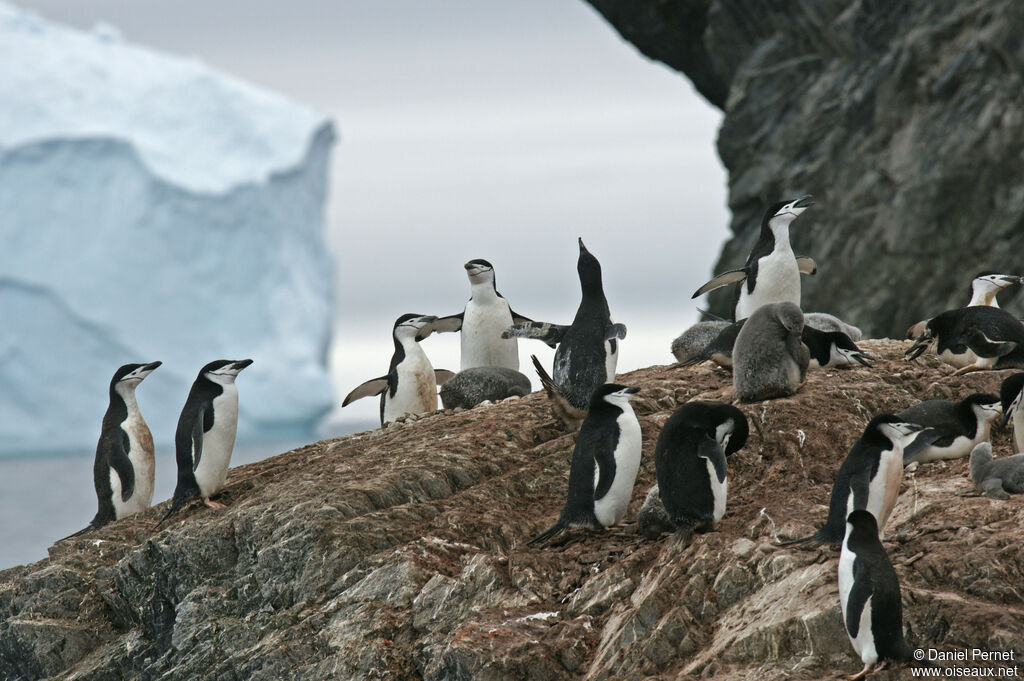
586,0 -> 1024,337
2,340 -> 1023,679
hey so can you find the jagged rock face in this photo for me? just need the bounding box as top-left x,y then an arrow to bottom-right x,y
2,342 -> 1023,679
586,0 -> 1024,336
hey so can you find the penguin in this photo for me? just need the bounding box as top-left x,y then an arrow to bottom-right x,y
905,271 -> 1022,341
677,320 -> 744,369
670,320 -> 730,363
970,442 -> 1024,499
654,401 -> 749,540
433,259 -> 544,371
732,302 -> 809,402
782,415 -> 937,544
905,305 -> 1024,374
64,361 -> 162,538
898,393 -> 1001,465
343,314 -> 456,426
504,238 -> 626,428
804,312 -> 863,341
838,510 -> 918,680
439,366 -> 532,409
1000,372 -> 1024,453
528,383 -> 641,545
692,195 -> 817,321
159,359 -> 253,524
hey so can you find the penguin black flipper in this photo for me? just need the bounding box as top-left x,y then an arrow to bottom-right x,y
109,430 -> 136,503
692,268 -> 748,298
963,327 -> 1017,358
606,323 -> 627,341
503,321 -> 567,348
508,308 -> 535,326
434,369 -> 455,385
590,425 -> 618,501
190,406 -> 207,471
795,256 -> 817,275
901,428 -> 948,463
342,377 -> 389,406
845,556 -> 873,638
424,314 -> 463,334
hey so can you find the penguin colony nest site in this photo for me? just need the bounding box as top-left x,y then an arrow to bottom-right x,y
5,339 -> 1022,680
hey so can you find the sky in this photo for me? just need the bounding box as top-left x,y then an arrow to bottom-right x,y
16,0 -> 729,432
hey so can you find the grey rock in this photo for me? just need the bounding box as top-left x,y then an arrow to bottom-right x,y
440,367 -> 532,409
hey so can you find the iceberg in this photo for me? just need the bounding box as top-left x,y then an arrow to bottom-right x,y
0,2 -> 336,454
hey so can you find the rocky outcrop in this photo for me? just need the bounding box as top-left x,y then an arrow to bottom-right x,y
2,341 -> 1023,680
587,0 -> 1024,337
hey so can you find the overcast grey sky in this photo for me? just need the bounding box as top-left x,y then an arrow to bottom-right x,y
19,0 -> 729,431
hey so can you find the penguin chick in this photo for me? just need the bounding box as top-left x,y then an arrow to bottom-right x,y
733,302 -> 809,402
970,442 -> 1024,500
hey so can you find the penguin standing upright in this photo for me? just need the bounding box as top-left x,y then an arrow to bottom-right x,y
433,259 -> 544,371
783,415 -> 936,544
504,238 -> 626,428
343,314 -> 456,426
692,196 -> 817,320
1000,372 -> 1024,453
160,359 -> 252,524
654,401 -> 748,539
898,393 -> 1002,464
838,510 -> 918,680
528,384 -> 641,545
68,361 -> 161,537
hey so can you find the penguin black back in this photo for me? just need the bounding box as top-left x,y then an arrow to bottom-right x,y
170,360 -> 233,507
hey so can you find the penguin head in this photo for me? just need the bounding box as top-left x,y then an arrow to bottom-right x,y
393,313 -> 438,342
772,302 -> 804,335
464,259 -> 496,287
1000,372 -> 1024,427
962,393 -> 1002,426
111,361 -> 161,393
714,404 -> 749,456
201,359 -> 254,385
576,237 -> 604,295
845,509 -> 879,540
970,271 -> 1022,305
868,414 -> 928,446
592,383 -> 639,410
764,194 -> 813,232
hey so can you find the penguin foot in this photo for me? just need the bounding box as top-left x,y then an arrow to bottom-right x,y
848,662 -> 874,680
952,364 -> 985,376
203,498 -> 227,509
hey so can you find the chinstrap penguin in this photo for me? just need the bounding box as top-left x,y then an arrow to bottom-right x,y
528,384 -> 641,545
439,366 -> 532,409
504,238 -> 626,428
653,402 -> 748,541
970,442 -> 1024,499
433,259 -> 542,371
65,361 -> 162,538
905,305 -> 1024,374
905,271 -> 1021,341
343,314 -> 456,426
898,393 -> 1001,465
839,510 -> 919,680
999,372 -> 1024,453
159,359 -> 252,525
782,415 -> 937,544
732,302 -> 809,402
692,195 -> 816,321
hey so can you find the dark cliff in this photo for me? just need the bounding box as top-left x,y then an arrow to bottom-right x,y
586,0 -> 1024,337
2,342 -> 1023,680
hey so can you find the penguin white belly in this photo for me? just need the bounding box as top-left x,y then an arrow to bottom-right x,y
592,408 -> 642,527
194,387 -> 238,498
110,415 -> 155,518
938,347 -> 978,369
912,434 -> 980,463
736,251 -> 800,319
704,457 -> 728,523
383,348 -> 437,423
838,543 -> 879,665
1013,410 -> 1024,454
604,339 -> 619,383
868,449 -> 903,538
461,300 -> 518,370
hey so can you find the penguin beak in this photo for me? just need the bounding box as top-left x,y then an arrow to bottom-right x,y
144,361 -> 162,372
794,195 -> 814,209
578,237 -> 588,252
623,387 -> 640,395
232,359 -> 254,371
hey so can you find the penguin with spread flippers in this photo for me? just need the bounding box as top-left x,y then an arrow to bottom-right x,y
653,402 -> 748,541
905,305 -> 1024,374
839,510 -> 921,680
528,384 -> 641,545
733,302 -> 809,402
781,415 -> 938,545
432,259 -> 546,371
63,362 -> 161,539
504,238 -> 626,428
157,359 -> 252,526
692,195 -> 816,320
999,372 -> 1024,453
898,393 -> 1001,464
343,314 -> 456,426
970,442 -> 1024,499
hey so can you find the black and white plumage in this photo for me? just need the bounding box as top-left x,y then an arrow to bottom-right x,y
732,302 -> 809,402
654,402 -> 748,539
692,195 -> 816,321
905,305 -> 1024,374
343,314 -> 456,426
528,384 -> 641,545
999,372 -> 1024,453
783,415 -> 936,544
66,362 -> 161,538
504,238 -> 626,428
159,359 -> 253,524
439,366 -> 532,409
898,393 -> 1001,465
433,259 -> 541,371
905,271 -> 1021,341
839,510 -> 917,680
970,442 -> 1024,499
